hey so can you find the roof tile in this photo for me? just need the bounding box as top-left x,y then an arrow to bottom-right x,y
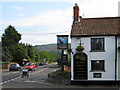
71,17 -> 120,37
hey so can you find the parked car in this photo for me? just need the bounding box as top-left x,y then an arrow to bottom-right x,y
9,64 -> 21,71
25,63 -> 36,71
45,62 -> 48,65
39,63 -> 44,66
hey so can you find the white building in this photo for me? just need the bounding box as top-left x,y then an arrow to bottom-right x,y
71,4 -> 120,82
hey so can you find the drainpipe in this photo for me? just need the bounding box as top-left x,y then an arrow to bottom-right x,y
115,36 -> 117,81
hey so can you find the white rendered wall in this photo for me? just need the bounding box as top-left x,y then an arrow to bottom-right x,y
71,36 -> 116,81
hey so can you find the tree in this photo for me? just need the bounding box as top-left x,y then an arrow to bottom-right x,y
35,54 -> 40,62
2,25 -> 22,63
2,25 -> 21,46
12,44 -> 27,65
2,46 -> 13,62
27,44 -> 37,61
38,51 -> 60,63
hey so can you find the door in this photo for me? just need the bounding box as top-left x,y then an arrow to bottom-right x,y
74,52 -> 87,80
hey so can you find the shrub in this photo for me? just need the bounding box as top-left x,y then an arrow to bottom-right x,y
55,70 -> 71,79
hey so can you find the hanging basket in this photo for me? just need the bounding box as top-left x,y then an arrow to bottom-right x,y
76,45 -> 84,53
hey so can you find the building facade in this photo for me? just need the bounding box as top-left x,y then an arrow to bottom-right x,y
71,4 -> 120,81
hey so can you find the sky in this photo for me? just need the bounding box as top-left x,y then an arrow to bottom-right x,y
0,0 -> 119,45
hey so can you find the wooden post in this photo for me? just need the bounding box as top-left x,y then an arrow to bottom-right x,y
62,50 -> 64,71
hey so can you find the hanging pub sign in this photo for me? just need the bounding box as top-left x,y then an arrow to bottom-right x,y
57,35 -> 69,49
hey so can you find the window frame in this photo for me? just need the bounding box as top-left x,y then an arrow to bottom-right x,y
90,38 -> 105,52
91,60 -> 105,72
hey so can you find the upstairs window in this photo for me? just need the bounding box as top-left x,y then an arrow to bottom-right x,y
91,38 -> 104,51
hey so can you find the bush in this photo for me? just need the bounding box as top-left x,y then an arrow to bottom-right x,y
55,70 -> 71,79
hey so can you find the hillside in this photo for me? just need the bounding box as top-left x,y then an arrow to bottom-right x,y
34,43 -> 71,54
34,44 -> 60,54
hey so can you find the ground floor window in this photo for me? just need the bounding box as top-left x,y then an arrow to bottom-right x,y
91,60 -> 105,71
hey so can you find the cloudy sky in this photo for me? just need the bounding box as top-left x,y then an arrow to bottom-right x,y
0,0 -> 119,45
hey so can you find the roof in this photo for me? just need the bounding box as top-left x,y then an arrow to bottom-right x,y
71,17 -> 120,37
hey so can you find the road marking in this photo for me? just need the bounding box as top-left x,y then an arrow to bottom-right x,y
1,68 -> 49,85
1,65 -> 59,85
1,76 -> 21,85
2,71 -> 20,76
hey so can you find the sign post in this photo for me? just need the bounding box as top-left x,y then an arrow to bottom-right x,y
57,35 -> 69,71
61,54 -> 68,65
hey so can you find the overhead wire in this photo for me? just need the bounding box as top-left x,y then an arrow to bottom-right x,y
21,31 -> 69,35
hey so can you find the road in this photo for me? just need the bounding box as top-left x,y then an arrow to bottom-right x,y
1,63 -> 80,88
1,63 -> 120,89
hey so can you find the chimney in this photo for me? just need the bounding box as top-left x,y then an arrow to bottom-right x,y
73,3 -> 79,21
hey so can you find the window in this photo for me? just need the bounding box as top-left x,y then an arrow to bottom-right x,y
91,38 -> 104,51
91,60 -> 105,71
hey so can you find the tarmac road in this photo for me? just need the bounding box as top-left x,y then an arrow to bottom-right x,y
1,63 -> 80,88
1,63 -> 120,89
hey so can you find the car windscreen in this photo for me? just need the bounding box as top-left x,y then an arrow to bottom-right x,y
10,64 -> 16,67
25,63 -> 32,66
16,64 -> 20,67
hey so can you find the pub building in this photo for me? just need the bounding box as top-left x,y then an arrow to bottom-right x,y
70,3 -> 120,82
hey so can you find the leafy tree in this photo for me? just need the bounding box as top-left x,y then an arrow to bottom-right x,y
27,44 -> 37,61
2,25 -> 21,62
2,46 -> 13,62
12,44 -> 27,65
35,54 -> 40,62
38,51 -> 60,63
2,25 -> 21,46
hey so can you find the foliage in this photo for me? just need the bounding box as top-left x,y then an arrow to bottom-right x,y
2,25 -> 21,63
2,25 -> 60,65
55,70 -> 71,79
76,45 -> 84,51
12,44 -> 27,65
2,25 -> 21,46
27,44 -> 37,60
2,46 -> 13,62
38,51 -> 60,64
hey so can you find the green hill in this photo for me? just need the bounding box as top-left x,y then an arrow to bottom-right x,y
34,44 -> 60,54
34,43 -> 71,54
